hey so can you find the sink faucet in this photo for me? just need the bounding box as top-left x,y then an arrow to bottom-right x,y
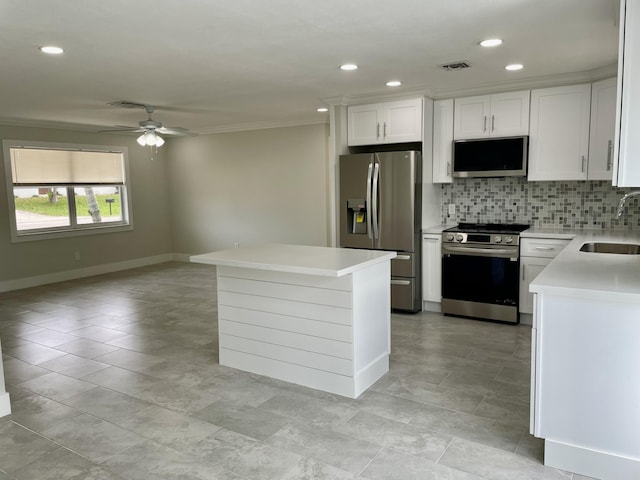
617,191 -> 640,217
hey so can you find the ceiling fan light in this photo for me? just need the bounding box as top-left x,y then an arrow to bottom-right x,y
155,135 -> 165,147
144,131 -> 158,145
136,134 -> 147,146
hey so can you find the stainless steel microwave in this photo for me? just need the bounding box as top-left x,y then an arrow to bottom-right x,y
452,136 -> 528,178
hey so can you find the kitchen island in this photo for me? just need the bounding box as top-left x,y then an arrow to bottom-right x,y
191,244 -> 396,398
529,231 -> 640,480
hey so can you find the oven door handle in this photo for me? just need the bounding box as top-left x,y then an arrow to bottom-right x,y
442,244 -> 518,259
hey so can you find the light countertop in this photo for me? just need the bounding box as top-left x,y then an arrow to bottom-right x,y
530,230 -> 640,301
422,224 -> 451,234
521,227 -> 579,239
190,243 -> 396,277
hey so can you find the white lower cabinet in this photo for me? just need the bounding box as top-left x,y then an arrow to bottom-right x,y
422,234 -> 442,304
519,237 -> 570,314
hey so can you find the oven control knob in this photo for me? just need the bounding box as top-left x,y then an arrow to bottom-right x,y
505,236 -> 514,244
446,233 -> 454,241
495,236 -> 502,243
455,234 -> 464,242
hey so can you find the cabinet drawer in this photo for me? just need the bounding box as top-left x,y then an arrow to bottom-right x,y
520,238 -> 570,258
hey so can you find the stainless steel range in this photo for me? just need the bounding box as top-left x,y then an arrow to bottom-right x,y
441,223 -> 529,324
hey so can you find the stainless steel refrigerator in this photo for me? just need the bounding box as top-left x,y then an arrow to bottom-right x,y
339,151 -> 422,312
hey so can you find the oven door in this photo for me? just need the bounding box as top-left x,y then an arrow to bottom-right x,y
441,243 -> 520,323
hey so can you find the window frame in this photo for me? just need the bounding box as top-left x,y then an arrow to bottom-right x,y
3,140 -> 133,243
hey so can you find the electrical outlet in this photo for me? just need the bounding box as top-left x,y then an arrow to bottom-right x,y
73,251 -> 81,261
448,203 -> 456,216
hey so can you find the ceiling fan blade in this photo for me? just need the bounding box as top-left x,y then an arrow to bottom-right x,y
98,127 -> 146,134
156,126 -> 196,136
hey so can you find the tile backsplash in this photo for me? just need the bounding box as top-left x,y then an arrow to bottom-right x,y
442,178 -> 640,230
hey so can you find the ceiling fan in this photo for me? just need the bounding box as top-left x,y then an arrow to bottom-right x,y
100,101 -> 195,147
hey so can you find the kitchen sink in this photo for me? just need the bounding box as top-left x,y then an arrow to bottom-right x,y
579,242 -> 640,254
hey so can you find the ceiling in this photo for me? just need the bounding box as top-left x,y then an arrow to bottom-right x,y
0,0 -> 620,135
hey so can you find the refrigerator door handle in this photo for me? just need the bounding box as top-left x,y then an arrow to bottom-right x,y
366,162 -> 374,239
372,162 -> 380,239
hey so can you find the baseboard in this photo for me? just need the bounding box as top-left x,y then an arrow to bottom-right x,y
354,352 -> 389,398
422,300 -> 441,313
0,253 -> 192,293
0,392 -> 10,418
545,439 -> 640,480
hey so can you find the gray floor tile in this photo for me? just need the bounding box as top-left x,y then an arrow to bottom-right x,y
515,433 -> 545,462
105,440 -> 222,480
116,404 -> 220,451
354,389 -> 424,423
361,447 -> 482,480
80,366 -> 161,396
68,325 -> 127,343
335,410 -> 451,461
384,376 -> 484,414
439,372 -> 530,404
0,421 -> 60,473
410,403 -> 525,452
18,372 -> 96,401
134,378 -> 222,413
63,386 -> 151,424
17,328 -> 77,347
258,389 -> 360,428
1,357 -> 50,384
281,457 -> 361,480
54,339 -> 120,359
4,343 -> 67,365
42,413 -> 145,464
196,400 -> 290,441
438,437 -> 573,480
11,447 -> 128,480
37,354 -> 110,378
193,427 -> 301,480
8,393 -> 83,431
266,423 -> 381,475
473,395 -> 531,428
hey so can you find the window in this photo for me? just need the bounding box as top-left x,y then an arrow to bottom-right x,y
3,140 -> 132,242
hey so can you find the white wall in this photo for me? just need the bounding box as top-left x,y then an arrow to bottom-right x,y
166,124 -> 330,254
0,125 -> 173,285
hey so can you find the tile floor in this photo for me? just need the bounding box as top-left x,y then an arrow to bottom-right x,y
0,262 -> 595,480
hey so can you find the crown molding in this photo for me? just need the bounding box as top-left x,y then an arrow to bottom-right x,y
193,117 -> 328,135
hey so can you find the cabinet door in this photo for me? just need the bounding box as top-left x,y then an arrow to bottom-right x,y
519,257 -> 551,314
490,91 -> 530,137
383,98 -> 423,144
453,95 -> 491,139
347,104 -> 382,146
432,99 -> 454,183
588,77 -> 617,180
421,234 -> 442,303
528,84 -> 592,181
614,0 -> 640,186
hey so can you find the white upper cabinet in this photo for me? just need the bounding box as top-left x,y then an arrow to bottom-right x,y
347,98 -> 423,146
527,84 -> 592,181
432,99 -> 454,183
613,0 -> 640,187
588,77 -> 617,181
453,90 -> 530,139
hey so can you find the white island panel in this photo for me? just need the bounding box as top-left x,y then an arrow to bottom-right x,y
191,244 -> 395,398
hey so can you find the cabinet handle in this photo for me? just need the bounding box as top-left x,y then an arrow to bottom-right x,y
534,246 -> 554,251
607,140 -> 613,171
483,116 -> 487,133
391,279 -> 411,286
491,115 -> 495,132
396,254 -> 411,260
376,123 -> 380,139
383,122 -> 387,138
581,155 -> 586,173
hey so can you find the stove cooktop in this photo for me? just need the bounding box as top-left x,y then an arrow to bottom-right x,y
444,223 -> 530,235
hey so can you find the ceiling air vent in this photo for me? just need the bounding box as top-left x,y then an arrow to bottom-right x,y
440,61 -> 471,72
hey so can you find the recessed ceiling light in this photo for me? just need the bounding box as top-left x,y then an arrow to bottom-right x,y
479,38 -> 503,47
40,45 -> 64,55
505,63 -> 524,71
340,64 -> 358,71
386,81 -> 402,87
317,107 -> 329,112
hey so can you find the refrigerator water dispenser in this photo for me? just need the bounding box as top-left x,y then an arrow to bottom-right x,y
347,199 -> 367,234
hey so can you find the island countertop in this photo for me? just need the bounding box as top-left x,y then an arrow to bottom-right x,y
190,243 -> 396,277
530,230 -> 640,300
